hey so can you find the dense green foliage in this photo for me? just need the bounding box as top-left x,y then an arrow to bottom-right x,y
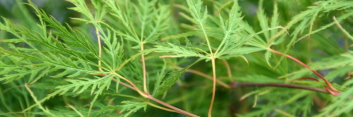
1,0 -> 353,116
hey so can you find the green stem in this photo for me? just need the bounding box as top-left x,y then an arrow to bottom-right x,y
208,56 -> 217,117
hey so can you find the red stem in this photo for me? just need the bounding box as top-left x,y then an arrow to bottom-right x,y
231,82 -> 328,93
147,95 -> 199,117
112,78 -> 199,117
270,48 -> 341,95
294,77 -> 320,82
93,73 -> 199,116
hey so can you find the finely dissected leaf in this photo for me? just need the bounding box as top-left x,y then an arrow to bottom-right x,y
282,52 -> 353,80
105,0 -> 169,43
257,0 -> 270,40
316,78 -> 353,117
1,0 -> 353,116
54,75 -> 114,95
186,0 -> 213,54
215,0 -> 243,56
154,59 -> 202,97
155,43 -> 208,59
119,101 -> 147,117
265,50 -> 272,67
219,47 -> 264,59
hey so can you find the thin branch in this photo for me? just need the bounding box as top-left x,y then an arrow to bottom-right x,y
25,83 -> 54,116
106,73 -> 199,117
333,16 -> 353,41
111,72 -> 146,97
146,102 -> 177,113
140,42 -> 148,93
222,60 -> 233,81
200,22 -> 213,55
292,77 -> 319,82
266,26 -> 289,46
96,28 -> 103,72
147,94 -> 199,117
208,57 -> 217,117
186,69 -> 230,89
117,81 -> 199,117
333,16 -> 353,51
159,55 -> 184,58
269,48 -> 341,95
112,78 -> 134,89
231,82 -> 328,93
183,68 -> 331,94
67,104 -> 84,117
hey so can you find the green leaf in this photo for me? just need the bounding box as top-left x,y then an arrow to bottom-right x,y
155,43 -> 208,59
119,101 -> 147,117
265,50 -> 273,68
154,59 -> 202,96
257,0 -> 270,39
